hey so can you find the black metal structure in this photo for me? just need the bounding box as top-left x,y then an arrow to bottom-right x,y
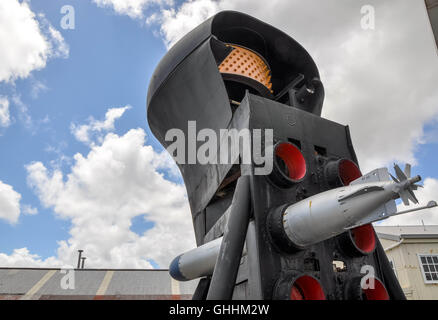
426,0 -> 438,50
206,176 -> 251,300
146,10 -> 405,300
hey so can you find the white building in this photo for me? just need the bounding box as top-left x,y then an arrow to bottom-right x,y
375,225 -> 438,300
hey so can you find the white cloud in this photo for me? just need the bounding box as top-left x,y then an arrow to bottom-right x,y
93,0 -> 172,19
22,205 -> 38,215
0,180 -> 21,224
11,95 -> 32,129
159,0 -> 221,48
0,0 -> 69,83
30,79 -> 49,99
70,105 -> 131,144
44,141 -> 72,170
377,177 -> 438,226
152,149 -> 182,180
0,96 -> 11,128
25,128 -> 194,268
0,248 -> 61,268
2,107 -> 194,269
47,26 -> 69,59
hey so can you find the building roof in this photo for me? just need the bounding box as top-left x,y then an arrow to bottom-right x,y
374,225 -> 438,241
0,268 -> 198,300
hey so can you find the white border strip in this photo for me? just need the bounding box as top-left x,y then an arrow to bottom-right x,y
96,270 -> 114,296
21,270 -> 57,300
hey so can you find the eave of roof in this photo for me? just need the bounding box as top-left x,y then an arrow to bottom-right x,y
377,232 -> 438,241
0,267 -> 169,271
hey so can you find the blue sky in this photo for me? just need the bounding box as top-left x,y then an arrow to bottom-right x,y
0,0 -> 437,268
0,0 -> 182,266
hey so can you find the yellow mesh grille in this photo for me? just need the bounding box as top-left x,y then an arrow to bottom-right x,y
218,44 -> 273,93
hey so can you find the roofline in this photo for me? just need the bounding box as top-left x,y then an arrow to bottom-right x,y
400,234 -> 438,239
0,267 -> 170,271
377,232 -> 438,241
377,233 -> 401,241
374,225 -> 438,228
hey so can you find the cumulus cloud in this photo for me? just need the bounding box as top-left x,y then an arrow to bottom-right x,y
0,0 -> 69,83
0,180 -> 21,224
25,127 -> 194,268
152,149 -> 183,181
0,96 -> 11,128
30,80 -> 49,99
0,107 -> 195,268
11,95 -> 32,129
70,105 -> 131,144
93,0 -> 172,19
22,205 -> 38,215
377,177 -> 438,226
317,2 -> 438,171
46,25 -> 70,59
0,248 -> 61,268
159,0 -> 221,48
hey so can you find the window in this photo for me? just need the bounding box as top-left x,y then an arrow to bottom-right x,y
418,254 -> 438,284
